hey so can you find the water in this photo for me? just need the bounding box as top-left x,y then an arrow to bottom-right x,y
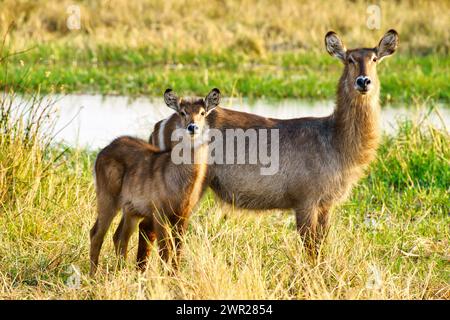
48,94 -> 449,149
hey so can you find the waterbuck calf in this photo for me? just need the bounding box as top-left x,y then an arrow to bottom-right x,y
89,88 -> 221,275
149,30 -> 399,251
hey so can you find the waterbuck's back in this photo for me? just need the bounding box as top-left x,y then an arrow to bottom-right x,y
208,116 -> 340,210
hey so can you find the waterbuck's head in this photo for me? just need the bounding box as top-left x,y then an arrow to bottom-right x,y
325,29 -> 398,96
164,88 -> 221,138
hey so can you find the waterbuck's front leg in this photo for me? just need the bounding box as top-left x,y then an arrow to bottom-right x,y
317,205 -> 332,246
295,204 -> 319,255
136,217 -> 157,271
153,212 -> 189,271
172,216 -> 190,270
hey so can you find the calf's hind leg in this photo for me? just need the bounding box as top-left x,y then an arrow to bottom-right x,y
113,210 -> 140,261
90,193 -> 119,276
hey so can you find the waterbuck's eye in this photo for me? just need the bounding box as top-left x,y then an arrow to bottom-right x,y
373,57 -> 378,62
201,111 -> 205,116
180,111 -> 186,117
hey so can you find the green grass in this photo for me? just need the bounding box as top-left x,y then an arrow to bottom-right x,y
2,45 -> 449,103
0,92 -> 448,298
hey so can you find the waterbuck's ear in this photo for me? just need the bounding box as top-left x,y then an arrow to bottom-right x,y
205,88 -> 221,113
325,31 -> 346,62
376,29 -> 398,62
163,88 -> 180,111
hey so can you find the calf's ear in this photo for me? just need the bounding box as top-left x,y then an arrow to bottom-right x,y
205,88 -> 221,113
164,88 -> 180,111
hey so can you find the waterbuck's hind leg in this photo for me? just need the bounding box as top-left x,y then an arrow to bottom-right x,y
136,217 -> 157,271
113,211 -> 140,264
90,155 -> 123,276
89,192 -> 120,276
112,215 -> 124,254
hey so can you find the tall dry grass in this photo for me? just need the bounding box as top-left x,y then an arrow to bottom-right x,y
0,86 -> 448,298
1,0 -> 448,54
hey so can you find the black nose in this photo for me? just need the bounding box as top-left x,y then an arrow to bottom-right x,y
187,123 -> 199,134
356,76 -> 371,91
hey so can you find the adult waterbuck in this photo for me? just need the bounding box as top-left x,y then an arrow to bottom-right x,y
148,30 -> 399,251
90,88 -> 221,275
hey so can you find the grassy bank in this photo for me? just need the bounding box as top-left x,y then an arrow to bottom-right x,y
0,94 -> 448,299
0,0 -> 449,102
2,46 -> 449,102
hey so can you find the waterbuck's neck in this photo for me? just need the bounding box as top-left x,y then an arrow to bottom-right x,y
332,72 -> 381,169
